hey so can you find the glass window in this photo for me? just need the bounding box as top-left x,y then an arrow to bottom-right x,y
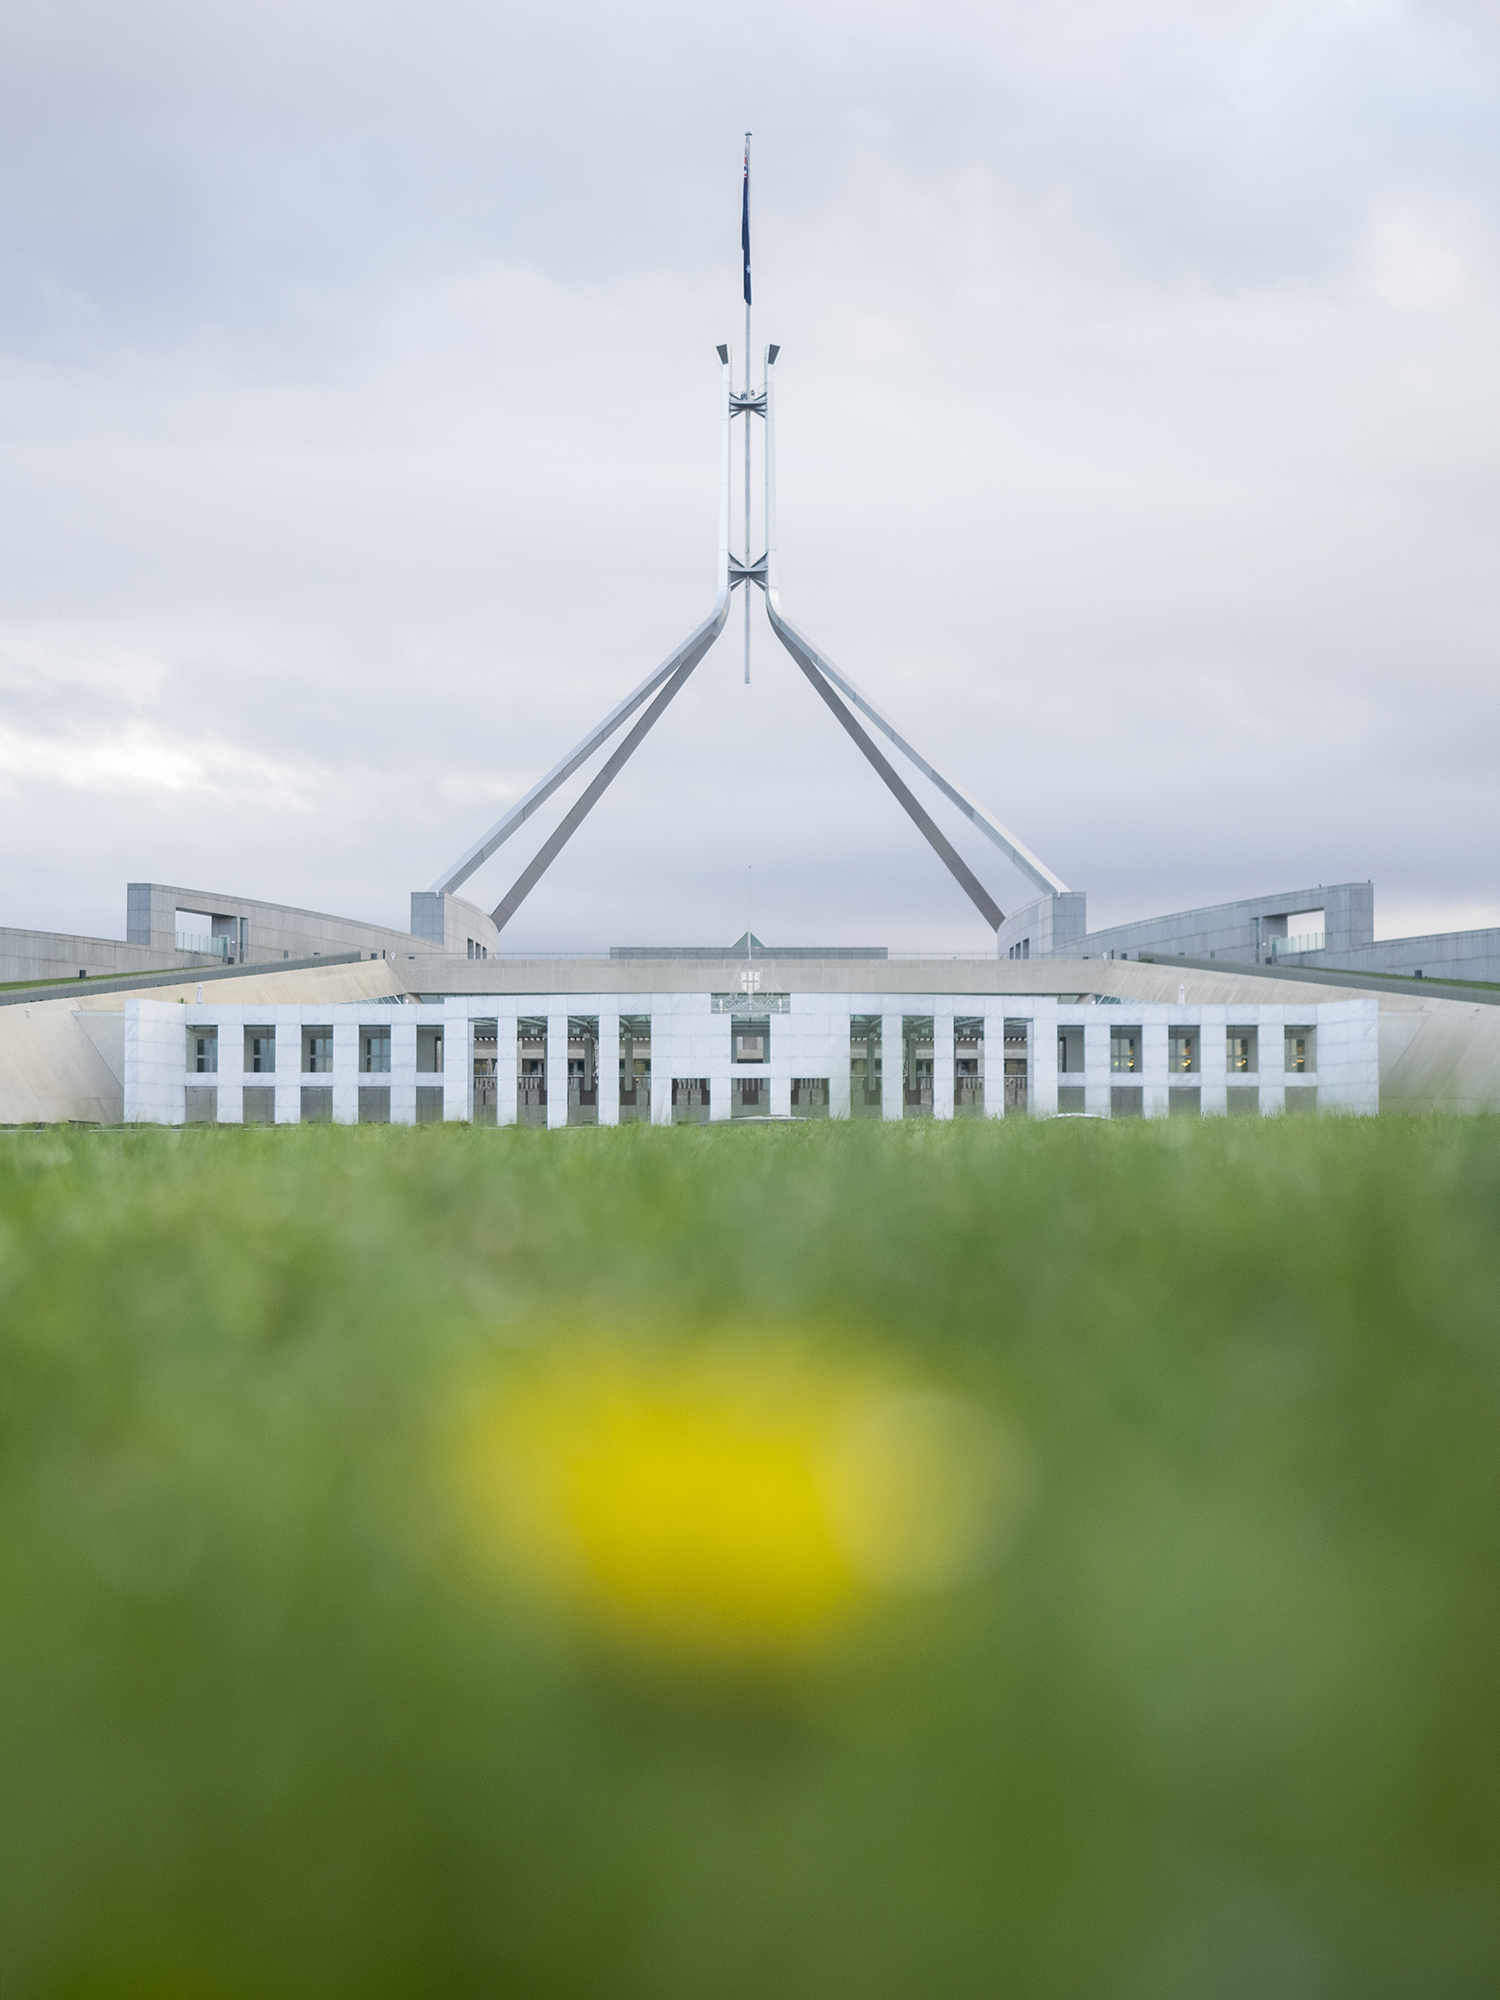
1109,1029 -> 1140,1074
732,1015 -> 770,1064
1285,1029 -> 1315,1074
363,1032 -> 391,1073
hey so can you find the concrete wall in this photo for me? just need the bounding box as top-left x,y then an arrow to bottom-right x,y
409,892 -> 499,959
127,882 -> 441,967
1282,925 -> 1500,987
996,892 -> 1087,962
1074,882 -> 1374,965
1376,997 -> 1500,1112
0,926 -> 221,987
0,1003 -> 127,1123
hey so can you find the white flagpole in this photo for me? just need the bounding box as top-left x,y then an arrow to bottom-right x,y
744,131 -> 752,687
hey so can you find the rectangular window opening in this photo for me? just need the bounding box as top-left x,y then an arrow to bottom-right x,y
732,1014 -> 771,1066
1109,1027 -> 1142,1075
790,1078 -> 829,1120
954,1017 -> 984,1118
850,1015 -> 882,1120
517,1017 -> 547,1128
1003,1019 -> 1029,1115
472,1019 -> 498,1128
618,1015 -> 651,1126
243,1028 -> 276,1076
568,1017 -> 599,1127
671,1077 -> 710,1126
1168,1027 -> 1199,1075
902,1016 -> 935,1119
1284,1026 -> 1317,1074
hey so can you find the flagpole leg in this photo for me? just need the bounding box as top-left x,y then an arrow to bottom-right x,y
743,131 -> 752,686
744,297 -> 752,685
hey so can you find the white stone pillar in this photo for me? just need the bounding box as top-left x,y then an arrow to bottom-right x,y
1259,1010 -> 1287,1116
708,1001 -> 732,1122
124,999 -> 187,1125
495,1010 -> 518,1127
982,1004 -> 1006,1118
650,1003 -> 672,1125
443,1001 -> 470,1121
1317,998 -> 1378,1116
333,1017 -> 359,1125
1142,1016 -> 1169,1119
770,1074 -> 791,1117
273,1006 -> 301,1125
828,1000 -> 852,1120
882,1009 -> 903,1121
1200,1008 -> 1228,1117
1085,1017 -> 1111,1119
546,1011 -> 569,1131
390,1013 -> 418,1125
208,1006 -> 238,1124
1032,1000 -> 1059,1117
598,1008 -> 620,1126
933,1004 -> 955,1120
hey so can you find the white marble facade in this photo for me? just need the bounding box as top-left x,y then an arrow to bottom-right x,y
125,991 -> 1382,1125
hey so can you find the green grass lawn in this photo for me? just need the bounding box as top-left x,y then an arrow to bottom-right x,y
2,1118 -> 1497,1997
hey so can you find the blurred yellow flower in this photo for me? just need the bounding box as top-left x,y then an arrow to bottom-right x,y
454,1341 -> 1028,1664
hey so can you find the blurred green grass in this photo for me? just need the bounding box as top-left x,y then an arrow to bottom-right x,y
1,1117 -> 1498,1998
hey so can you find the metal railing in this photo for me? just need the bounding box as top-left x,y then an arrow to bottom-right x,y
1270,933 -> 1326,959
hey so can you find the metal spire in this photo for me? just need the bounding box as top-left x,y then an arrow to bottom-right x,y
743,131 -> 753,686
426,146 -> 1070,942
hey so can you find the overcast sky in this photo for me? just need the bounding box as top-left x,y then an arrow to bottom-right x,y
2,0 -> 1498,952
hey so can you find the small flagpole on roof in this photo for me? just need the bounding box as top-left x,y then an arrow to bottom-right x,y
743,131 -> 752,686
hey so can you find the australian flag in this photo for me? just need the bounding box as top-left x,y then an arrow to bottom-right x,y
741,137 -> 752,305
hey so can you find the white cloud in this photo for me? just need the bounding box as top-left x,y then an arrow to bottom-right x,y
0,719 -> 317,806
1366,204 -> 1486,306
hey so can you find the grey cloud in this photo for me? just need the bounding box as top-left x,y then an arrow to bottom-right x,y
2,0 -> 1499,950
